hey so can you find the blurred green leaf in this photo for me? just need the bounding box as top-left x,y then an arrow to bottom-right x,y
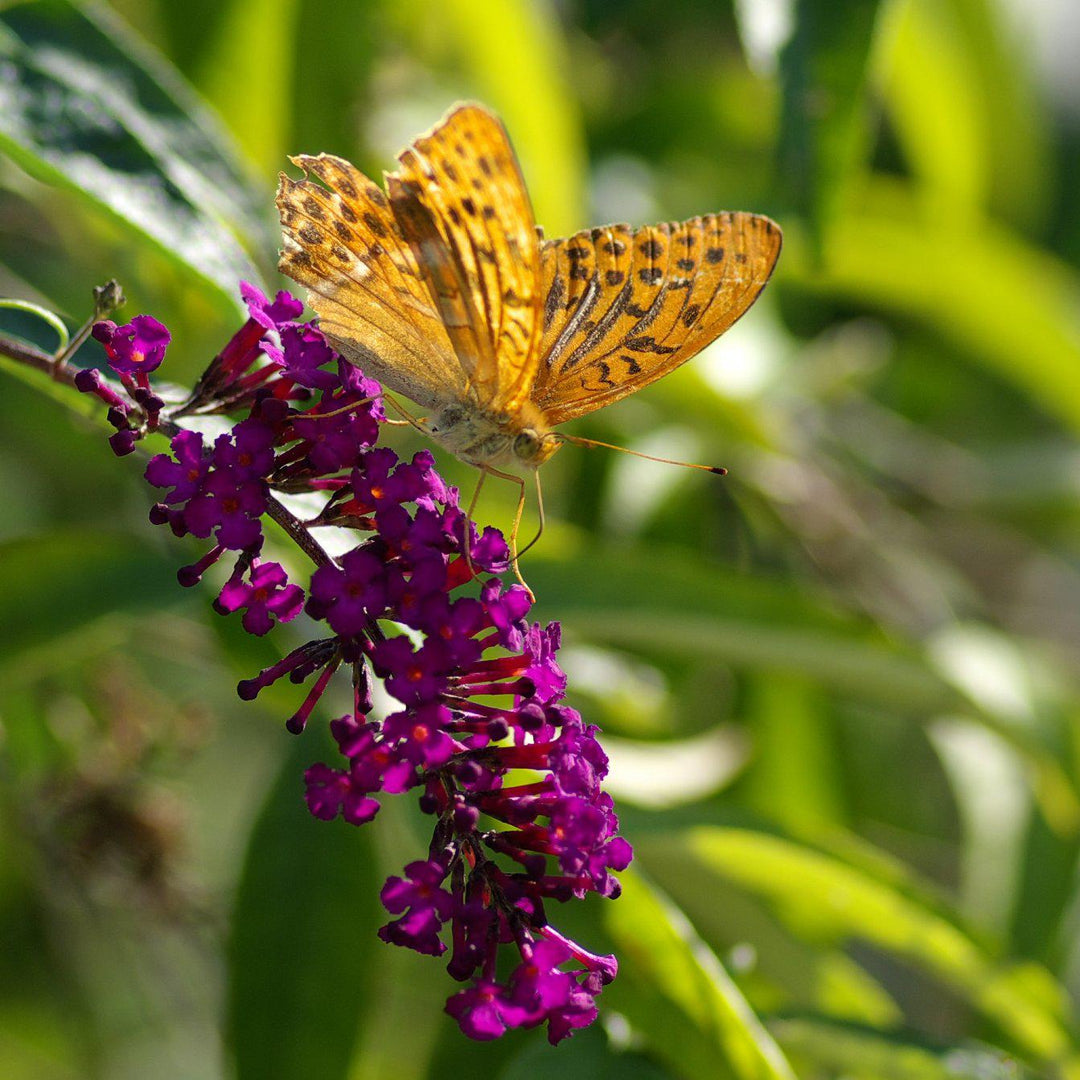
227,728 -> 381,1080
771,1016 -> 1040,1079
680,826 -> 1079,1069
876,0 -> 987,220
499,1024 -> 668,1080
288,0 -> 379,162
0,296 -> 68,353
1009,802 -> 1080,966
628,828 -> 903,1027
875,0 -> 1051,229
0,0 -> 267,312
604,868 -> 797,1080
0,529 -> 182,673
399,0 -> 586,234
777,0 -> 882,250
528,537 -> 959,713
742,672 -> 846,829
196,0 -> 299,177
800,179 -> 1080,433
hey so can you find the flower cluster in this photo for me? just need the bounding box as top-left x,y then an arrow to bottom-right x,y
77,283 -> 631,1044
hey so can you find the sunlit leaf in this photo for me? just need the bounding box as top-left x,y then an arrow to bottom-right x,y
604,868 -> 797,1080
0,0 -> 267,311
679,826 -> 1079,1069
195,0 -> 299,177
396,0 -> 586,235
776,0 -> 882,250
771,1016 -> 1041,1079
628,829 -> 903,1027
797,180 -> 1080,434
876,0 -> 987,219
875,0 -> 1051,229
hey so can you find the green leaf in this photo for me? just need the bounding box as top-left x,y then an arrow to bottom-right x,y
195,0 -> 299,177
875,0 -> 1051,228
0,0 -> 267,311
741,672 -> 846,829
797,179 -> 1080,434
0,296 -> 68,353
604,868 -> 797,1080
679,826 -> 1080,1070
227,728 -> 381,1080
527,537 -> 960,713
499,1024 -> 669,1080
397,0 -> 586,235
771,1016 -> 1041,1079
0,529 -> 183,674
876,0 -> 987,220
776,0 -> 882,250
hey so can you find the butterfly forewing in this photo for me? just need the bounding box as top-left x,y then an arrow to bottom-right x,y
277,154 -> 465,412
389,104 -> 542,414
532,212 -> 782,425
278,103 -> 783,468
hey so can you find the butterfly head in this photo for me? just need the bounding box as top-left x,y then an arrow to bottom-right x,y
513,427 -> 561,468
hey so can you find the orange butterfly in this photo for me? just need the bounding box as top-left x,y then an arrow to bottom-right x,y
277,103 -> 781,576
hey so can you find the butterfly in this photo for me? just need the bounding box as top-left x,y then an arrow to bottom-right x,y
277,103 -> 781,576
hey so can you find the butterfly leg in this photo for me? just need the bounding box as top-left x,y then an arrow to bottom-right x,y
463,468 -> 488,580
515,469 -> 545,560
484,465 -> 533,602
381,393 -> 431,433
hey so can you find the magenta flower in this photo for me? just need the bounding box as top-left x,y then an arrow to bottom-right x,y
215,560 -> 304,636
92,314 -> 171,377
82,283 -> 630,1046
241,280 -> 304,331
145,429 -> 208,503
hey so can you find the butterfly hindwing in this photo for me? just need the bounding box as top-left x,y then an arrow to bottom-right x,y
389,103 -> 542,414
277,154 -> 464,412
532,213 -> 782,425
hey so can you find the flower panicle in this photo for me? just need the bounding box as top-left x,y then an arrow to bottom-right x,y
80,281 -> 631,1045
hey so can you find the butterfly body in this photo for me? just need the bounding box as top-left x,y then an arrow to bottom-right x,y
423,400 -> 559,470
277,102 -> 781,477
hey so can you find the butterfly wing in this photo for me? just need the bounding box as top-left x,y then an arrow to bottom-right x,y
387,103 -> 542,416
277,154 -> 465,413
531,213 -> 781,425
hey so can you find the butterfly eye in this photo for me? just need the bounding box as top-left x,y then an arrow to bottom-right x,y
513,431 -> 541,461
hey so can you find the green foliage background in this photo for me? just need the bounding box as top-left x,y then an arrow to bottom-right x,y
1,0 -> 1079,1076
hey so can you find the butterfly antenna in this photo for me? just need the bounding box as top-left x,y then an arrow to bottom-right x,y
557,433 -> 727,475
515,469 -> 545,560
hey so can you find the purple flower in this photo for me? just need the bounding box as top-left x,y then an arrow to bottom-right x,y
145,429 -> 209,503
92,315 -> 170,377
182,469 -> 266,550
212,419 -> 276,481
307,548 -> 387,636
445,980 -> 532,1041
261,324 -> 340,390
304,762 -> 381,825
83,282 -> 630,1047
241,280 -> 304,331
215,561 -> 304,636
378,859 -> 454,955
383,704 -> 456,768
